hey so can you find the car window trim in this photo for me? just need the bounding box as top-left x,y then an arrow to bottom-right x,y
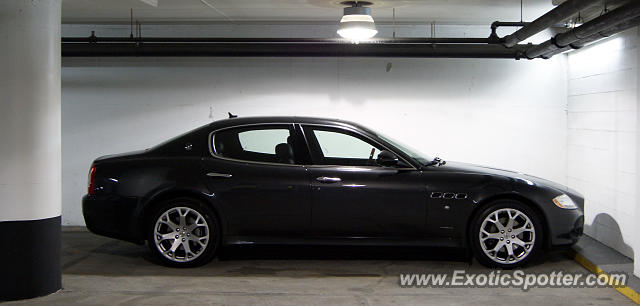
298,123 -> 417,171
208,122 -> 418,171
208,123 -> 305,167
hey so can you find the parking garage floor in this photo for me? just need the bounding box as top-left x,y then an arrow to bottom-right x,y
10,230 -> 633,305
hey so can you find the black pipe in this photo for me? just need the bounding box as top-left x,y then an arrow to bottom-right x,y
503,0 -> 601,47
556,1 -> 640,46
62,36 -> 493,44
488,21 -> 529,42
526,1 -> 640,59
540,15 -> 640,58
491,21 -> 530,30
570,15 -> 640,48
62,42 -> 529,58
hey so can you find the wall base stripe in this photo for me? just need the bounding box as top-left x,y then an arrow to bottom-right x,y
0,216 -> 61,301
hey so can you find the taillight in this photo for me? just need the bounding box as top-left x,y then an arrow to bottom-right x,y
88,165 -> 96,195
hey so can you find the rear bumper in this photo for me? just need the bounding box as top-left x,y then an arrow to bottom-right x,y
82,194 -> 143,244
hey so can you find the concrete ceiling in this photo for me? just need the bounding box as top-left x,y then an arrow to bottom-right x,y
62,0 -> 559,25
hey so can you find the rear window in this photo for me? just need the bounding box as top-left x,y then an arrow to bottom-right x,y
212,125 -> 298,164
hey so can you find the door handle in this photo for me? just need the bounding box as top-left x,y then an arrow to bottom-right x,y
316,176 -> 341,183
206,172 -> 232,178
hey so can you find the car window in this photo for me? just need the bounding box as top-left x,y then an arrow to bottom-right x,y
238,129 -> 290,154
212,125 -> 298,165
305,127 -> 385,167
314,130 -> 379,159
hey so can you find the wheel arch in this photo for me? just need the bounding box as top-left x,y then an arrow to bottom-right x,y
466,192 -> 551,249
136,188 -> 225,242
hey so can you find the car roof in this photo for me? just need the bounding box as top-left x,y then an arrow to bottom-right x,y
208,116 -> 368,131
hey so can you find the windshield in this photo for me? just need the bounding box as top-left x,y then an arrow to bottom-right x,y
375,131 -> 434,166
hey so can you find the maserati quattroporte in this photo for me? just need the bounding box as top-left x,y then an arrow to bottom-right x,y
83,116 -> 584,268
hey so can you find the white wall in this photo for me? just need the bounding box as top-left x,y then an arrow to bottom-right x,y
62,57 -> 568,226
566,28 -> 639,267
61,24 -> 568,228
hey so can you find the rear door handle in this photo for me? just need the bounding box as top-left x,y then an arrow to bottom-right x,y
206,172 -> 232,178
316,176 -> 341,183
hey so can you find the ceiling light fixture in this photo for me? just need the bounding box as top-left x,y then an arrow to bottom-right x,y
337,1 -> 378,43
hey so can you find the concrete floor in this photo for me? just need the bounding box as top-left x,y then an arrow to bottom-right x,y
10,231 -> 633,305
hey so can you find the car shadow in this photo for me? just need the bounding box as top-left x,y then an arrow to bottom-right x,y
218,245 -> 468,261
61,232 -> 578,277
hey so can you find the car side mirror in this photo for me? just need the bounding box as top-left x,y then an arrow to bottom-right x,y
377,150 -> 399,167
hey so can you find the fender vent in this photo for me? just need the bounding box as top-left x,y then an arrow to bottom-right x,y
430,192 -> 469,200
455,193 -> 468,199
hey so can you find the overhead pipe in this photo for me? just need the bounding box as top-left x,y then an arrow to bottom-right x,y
62,42 -> 529,58
502,0 -> 602,47
525,1 -> 640,59
540,15 -> 640,58
488,21 -> 529,42
62,36 -> 494,44
569,15 -> 640,49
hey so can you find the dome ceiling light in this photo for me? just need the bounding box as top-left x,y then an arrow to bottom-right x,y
337,1 -> 378,43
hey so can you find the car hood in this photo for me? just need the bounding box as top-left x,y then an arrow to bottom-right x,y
435,161 -> 569,192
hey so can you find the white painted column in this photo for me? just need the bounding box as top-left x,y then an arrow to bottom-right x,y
0,0 -> 62,300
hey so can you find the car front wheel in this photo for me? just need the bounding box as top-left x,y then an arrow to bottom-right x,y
147,198 -> 219,267
471,200 -> 543,268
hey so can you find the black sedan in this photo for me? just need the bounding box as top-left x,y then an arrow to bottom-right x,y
83,116 -> 584,268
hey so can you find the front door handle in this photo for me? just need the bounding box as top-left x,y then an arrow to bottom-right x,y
316,176 -> 342,183
206,172 -> 232,178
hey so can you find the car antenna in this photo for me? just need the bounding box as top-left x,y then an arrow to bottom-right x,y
228,112 -> 238,118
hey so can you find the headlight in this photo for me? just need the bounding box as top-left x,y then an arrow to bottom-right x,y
553,194 -> 578,209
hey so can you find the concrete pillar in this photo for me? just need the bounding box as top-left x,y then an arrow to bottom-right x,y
0,0 -> 62,300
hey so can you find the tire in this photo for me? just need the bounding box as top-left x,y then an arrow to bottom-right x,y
147,197 -> 220,267
470,200 -> 543,269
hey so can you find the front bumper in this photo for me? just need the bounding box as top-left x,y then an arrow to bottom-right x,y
546,201 -> 584,246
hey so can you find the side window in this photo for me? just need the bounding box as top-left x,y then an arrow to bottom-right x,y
305,127 -> 385,166
238,129 -> 290,154
314,130 -> 378,159
212,125 -> 297,164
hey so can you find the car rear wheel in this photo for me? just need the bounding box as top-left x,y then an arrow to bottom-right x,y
147,198 -> 219,267
470,200 -> 543,268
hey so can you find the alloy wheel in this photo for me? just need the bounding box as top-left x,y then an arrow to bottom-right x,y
478,208 -> 535,264
153,206 -> 210,263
